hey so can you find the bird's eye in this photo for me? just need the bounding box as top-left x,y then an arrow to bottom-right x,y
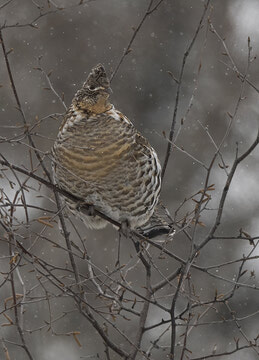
88,85 -> 96,91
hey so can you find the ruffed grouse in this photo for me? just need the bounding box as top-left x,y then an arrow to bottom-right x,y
52,64 -> 169,235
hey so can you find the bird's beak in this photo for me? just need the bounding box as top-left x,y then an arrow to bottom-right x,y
107,86 -> 113,94
99,86 -> 112,94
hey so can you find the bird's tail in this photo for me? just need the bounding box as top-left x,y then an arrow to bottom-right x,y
137,210 -> 174,239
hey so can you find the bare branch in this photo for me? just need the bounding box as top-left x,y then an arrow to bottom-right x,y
161,0 -> 211,180
110,0 -> 165,82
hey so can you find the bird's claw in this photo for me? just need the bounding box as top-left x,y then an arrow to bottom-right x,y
86,204 -> 95,216
75,202 -> 95,216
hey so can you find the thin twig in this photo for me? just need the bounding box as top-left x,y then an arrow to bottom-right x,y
161,0 -> 211,180
110,0 -> 165,82
196,127 -> 259,251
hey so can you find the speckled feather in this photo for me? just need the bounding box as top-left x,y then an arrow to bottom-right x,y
52,64 -> 161,229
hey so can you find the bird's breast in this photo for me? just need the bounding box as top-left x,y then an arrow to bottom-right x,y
54,111 -> 136,181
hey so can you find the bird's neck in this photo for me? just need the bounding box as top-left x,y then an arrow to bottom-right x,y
87,98 -> 112,115
73,98 -> 112,116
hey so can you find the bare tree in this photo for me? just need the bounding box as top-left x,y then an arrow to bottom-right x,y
0,1 -> 259,359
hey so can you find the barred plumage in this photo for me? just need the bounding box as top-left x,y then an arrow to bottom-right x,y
52,64 -> 163,231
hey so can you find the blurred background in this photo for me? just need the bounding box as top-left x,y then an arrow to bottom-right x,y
0,0 -> 259,359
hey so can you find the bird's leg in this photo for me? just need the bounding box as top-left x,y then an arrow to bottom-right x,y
115,232 -> 121,267
120,220 -> 131,239
115,220 -> 130,267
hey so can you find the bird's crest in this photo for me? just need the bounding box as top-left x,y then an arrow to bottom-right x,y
83,64 -> 110,91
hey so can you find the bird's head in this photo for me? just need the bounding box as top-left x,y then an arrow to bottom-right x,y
73,64 -> 112,114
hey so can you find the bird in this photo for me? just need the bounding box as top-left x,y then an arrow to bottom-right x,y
52,64 -> 171,237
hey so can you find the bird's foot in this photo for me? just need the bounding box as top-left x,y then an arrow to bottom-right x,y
86,204 -> 95,216
74,201 -> 95,216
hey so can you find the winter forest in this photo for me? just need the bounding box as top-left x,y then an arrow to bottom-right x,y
0,0 -> 259,359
